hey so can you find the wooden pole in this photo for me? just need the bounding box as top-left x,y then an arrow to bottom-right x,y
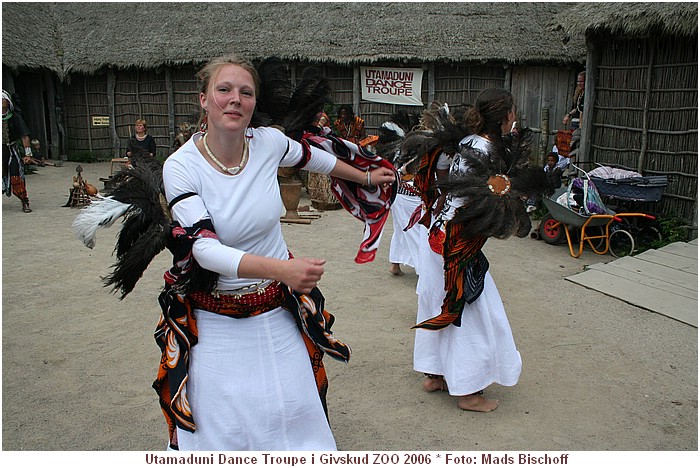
42,70 -> 60,160
427,63 -> 435,104
107,68 -> 119,158
639,40 -> 656,174
353,66 -> 361,117
84,78 -> 93,153
165,68 -> 175,156
580,40 -> 597,164
504,64 -> 512,91
136,69 -> 142,119
540,107 -> 549,165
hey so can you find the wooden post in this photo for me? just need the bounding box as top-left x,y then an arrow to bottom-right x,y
42,70 -> 60,160
107,68 -> 119,158
84,78 -> 93,153
580,40 -> 597,164
353,66 -> 361,116
427,63 -> 435,104
639,40 -> 656,174
540,107 -> 550,165
136,69 -> 142,118
165,68 -> 175,156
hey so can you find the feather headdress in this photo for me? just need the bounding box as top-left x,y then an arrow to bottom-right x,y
399,103 -> 465,176
374,110 -> 421,166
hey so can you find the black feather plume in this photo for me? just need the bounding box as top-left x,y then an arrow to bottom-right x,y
103,222 -> 168,299
375,111 -> 421,165
255,57 -> 293,127
439,129 -> 547,239
282,66 -> 332,138
103,158 -> 170,298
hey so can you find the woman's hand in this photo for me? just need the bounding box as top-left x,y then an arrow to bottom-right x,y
368,167 -> 396,188
277,257 -> 326,294
563,114 -> 570,125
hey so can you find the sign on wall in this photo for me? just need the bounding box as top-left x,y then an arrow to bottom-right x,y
91,116 -> 110,127
360,67 -> 423,106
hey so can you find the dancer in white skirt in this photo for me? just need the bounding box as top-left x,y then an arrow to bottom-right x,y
410,89 -> 546,412
375,116 -> 425,277
160,55 -> 395,450
389,187 -> 424,275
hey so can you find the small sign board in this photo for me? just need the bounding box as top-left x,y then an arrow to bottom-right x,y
91,116 -> 109,127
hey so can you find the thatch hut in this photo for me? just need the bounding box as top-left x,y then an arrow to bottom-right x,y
552,2 -> 698,226
3,2 -> 586,164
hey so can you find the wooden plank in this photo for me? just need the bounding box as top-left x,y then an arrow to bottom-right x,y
633,249 -> 697,273
585,260 -> 696,299
657,241 -> 698,259
566,270 -> 697,327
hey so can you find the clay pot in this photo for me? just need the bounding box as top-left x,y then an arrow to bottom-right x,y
279,179 -> 302,219
85,183 -> 98,196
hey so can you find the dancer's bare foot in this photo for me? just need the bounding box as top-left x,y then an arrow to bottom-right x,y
423,376 -> 447,392
458,393 -> 499,412
390,263 -> 404,276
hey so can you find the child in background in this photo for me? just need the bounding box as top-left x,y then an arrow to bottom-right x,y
544,152 -> 563,191
27,139 -> 58,166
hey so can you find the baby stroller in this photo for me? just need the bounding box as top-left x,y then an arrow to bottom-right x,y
539,165 -> 657,258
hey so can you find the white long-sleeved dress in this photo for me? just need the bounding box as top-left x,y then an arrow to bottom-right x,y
162,128 -> 338,451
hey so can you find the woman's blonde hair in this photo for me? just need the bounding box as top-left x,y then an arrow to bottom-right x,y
196,55 -> 260,131
573,71 -> 586,101
135,118 -> 148,130
197,54 -> 260,96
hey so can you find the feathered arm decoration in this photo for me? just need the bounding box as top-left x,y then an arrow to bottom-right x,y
72,158 -> 170,298
438,128 -> 548,239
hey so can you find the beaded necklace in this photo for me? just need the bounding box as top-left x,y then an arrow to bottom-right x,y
202,133 -> 249,175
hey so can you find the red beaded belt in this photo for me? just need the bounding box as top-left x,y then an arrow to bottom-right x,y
189,281 -> 285,318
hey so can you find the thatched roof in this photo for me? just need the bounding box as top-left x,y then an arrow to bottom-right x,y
551,2 -> 698,39
3,2 -> 586,78
1,2 -> 63,74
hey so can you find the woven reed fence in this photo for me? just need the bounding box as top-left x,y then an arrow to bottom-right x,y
591,36 -> 698,222
63,66 -> 201,160
63,60 -> 573,166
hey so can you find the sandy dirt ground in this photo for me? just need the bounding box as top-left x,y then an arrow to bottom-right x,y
2,162 -> 697,455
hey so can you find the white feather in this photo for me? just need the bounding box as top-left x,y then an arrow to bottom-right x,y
381,121 -> 405,138
72,196 -> 132,248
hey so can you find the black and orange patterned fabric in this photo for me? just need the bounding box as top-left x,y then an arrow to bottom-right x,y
333,116 -> 365,144
413,222 -> 488,330
410,146 -> 443,230
153,220 -> 350,448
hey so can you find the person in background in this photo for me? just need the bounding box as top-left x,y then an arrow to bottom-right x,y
159,54 -> 395,451
172,122 -> 194,152
126,118 -> 157,159
375,112 -> 424,277
413,88 -> 523,412
334,104 -> 366,144
313,111 -> 331,132
544,151 -> 564,191
2,90 -> 33,212
27,139 -> 58,166
562,71 -> 585,130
